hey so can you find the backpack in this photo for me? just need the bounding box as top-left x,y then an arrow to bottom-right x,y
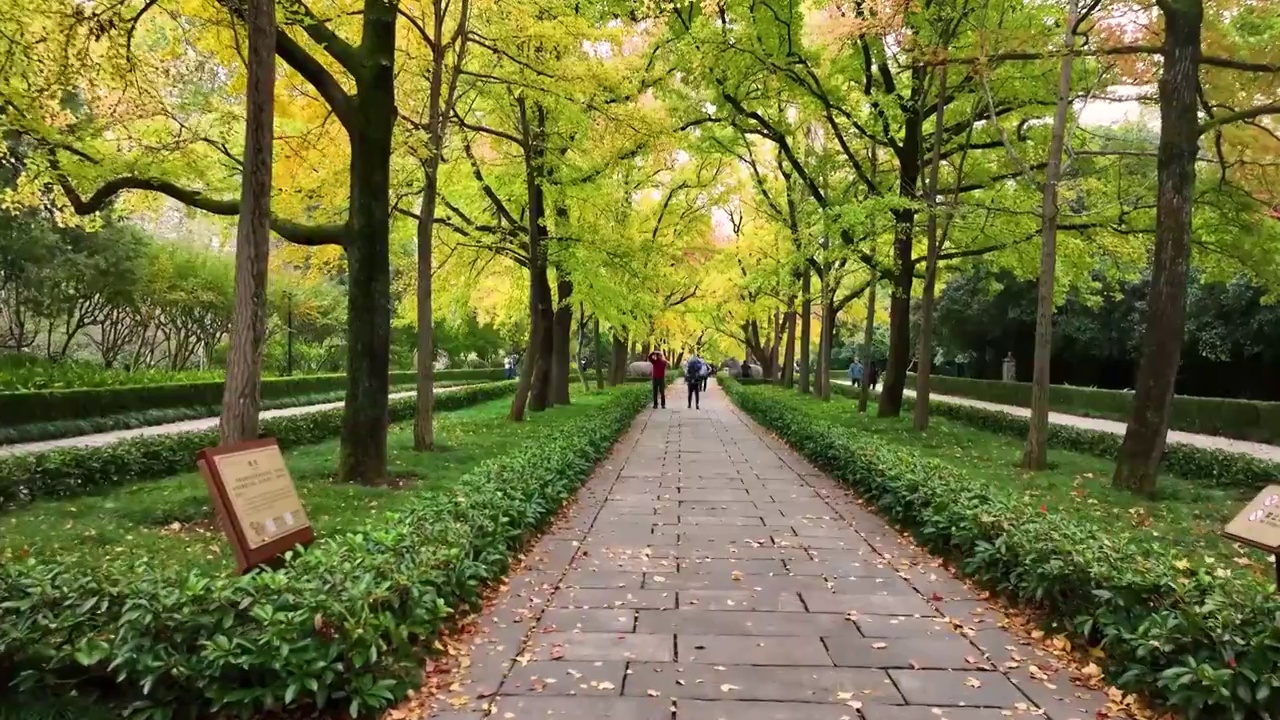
686,358 -> 705,379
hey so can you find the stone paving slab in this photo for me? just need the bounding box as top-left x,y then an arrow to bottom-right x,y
624,663 -> 902,704
677,699 -> 861,720
678,634 -> 833,666
423,381 -> 1113,720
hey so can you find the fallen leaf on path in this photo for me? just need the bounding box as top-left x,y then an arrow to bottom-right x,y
720,684 -> 740,692
965,677 -> 982,688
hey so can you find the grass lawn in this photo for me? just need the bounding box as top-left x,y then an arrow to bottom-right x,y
0,390 -> 612,573
797,389 -> 1270,578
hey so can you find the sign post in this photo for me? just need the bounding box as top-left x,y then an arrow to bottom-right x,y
197,438 -> 313,574
1222,484 -> 1280,591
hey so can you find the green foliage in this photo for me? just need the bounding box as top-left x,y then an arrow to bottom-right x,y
0,382 -> 517,510
0,368 -> 506,428
724,377 -> 1280,720
934,269 -> 1280,406
0,385 -> 647,719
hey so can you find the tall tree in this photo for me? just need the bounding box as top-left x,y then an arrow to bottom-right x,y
1112,0 -> 1203,493
219,0 -> 277,445
407,0 -> 470,451
912,66 -> 947,432
1023,0 -> 1080,469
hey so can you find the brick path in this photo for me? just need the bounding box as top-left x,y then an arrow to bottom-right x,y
834,379 -> 1280,463
428,381 -> 1112,720
1,388 -> 440,456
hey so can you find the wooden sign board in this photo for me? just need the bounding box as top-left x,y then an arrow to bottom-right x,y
197,438 -> 313,574
1222,484 -> 1280,553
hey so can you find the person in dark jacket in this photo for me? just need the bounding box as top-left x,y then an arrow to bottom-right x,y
685,354 -> 706,409
648,351 -> 668,409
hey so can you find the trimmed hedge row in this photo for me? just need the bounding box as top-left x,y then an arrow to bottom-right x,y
0,368 -> 507,427
0,382 -> 517,510
0,384 -> 649,719
724,378 -> 1280,719
832,384 -> 1280,490
911,373 -> 1280,446
0,382 -> 442,446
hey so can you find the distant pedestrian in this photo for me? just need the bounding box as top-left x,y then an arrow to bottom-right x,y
848,359 -> 863,387
740,358 -> 751,379
648,351 -> 668,409
503,355 -> 516,380
685,354 -> 707,409
701,362 -> 712,392
868,363 -> 879,390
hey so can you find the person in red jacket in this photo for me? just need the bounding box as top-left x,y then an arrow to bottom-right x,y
648,350 -> 668,409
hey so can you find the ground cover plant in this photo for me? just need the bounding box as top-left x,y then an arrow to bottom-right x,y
723,377 -> 1280,719
0,384 -> 649,718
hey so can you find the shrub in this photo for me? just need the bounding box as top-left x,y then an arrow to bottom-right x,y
911,373 -> 1280,446
0,382 -> 517,509
0,384 -> 648,719
724,377 -> 1280,720
834,384 -> 1280,490
0,369 -> 507,428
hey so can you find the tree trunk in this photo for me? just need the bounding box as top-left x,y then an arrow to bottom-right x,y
594,315 -> 604,390
798,266 -> 812,394
781,305 -> 796,388
1113,0 -> 1202,495
412,0 -> 467,450
551,275 -> 573,405
512,99 -> 551,420
219,0 -> 275,446
337,3 -> 397,485
818,296 -> 836,400
879,69 -> 925,418
413,152 -> 438,450
610,332 -> 627,385
859,272 -> 876,414
913,65 -> 948,433
1022,0 -> 1078,469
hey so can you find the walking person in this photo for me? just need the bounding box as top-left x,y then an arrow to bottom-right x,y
648,350 -> 668,409
848,358 -> 863,388
868,362 -> 879,391
701,362 -> 712,392
685,354 -> 707,409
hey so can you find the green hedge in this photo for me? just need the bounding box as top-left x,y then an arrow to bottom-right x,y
0,368 -> 506,428
912,373 -> 1280,446
724,378 -> 1280,719
834,384 -> 1280,490
0,384 -> 648,718
0,382 -> 517,510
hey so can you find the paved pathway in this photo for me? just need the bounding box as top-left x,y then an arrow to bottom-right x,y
428,381 -> 1113,720
1,388 -> 432,456
835,379 -> 1280,463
